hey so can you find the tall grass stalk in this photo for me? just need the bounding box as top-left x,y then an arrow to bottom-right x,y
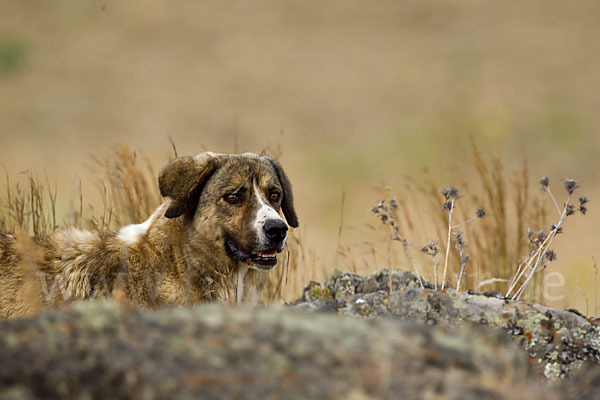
441,198 -> 455,291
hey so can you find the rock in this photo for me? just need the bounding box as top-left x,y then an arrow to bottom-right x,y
1,268 -> 598,398
0,301 -> 555,400
295,269 -> 600,380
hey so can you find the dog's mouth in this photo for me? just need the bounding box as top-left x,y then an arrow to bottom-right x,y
226,240 -> 279,269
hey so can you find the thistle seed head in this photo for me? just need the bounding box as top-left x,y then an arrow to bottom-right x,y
544,249 -> 557,262
421,240 -> 439,256
537,230 -> 548,243
442,202 -> 453,212
441,187 -> 461,201
453,231 -> 465,247
550,224 -> 563,234
578,196 -> 590,215
563,179 -> 579,195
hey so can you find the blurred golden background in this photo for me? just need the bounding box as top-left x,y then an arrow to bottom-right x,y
1,1 -> 599,311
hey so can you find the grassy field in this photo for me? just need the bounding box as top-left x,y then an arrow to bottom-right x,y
1,1 -> 599,313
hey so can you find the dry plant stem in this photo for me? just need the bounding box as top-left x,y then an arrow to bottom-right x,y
385,192 -> 393,294
387,244 -> 393,294
441,199 -> 455,290
401,244 -> 424,289
593,256 -> 598,316
507,225 -> 555,298
78,178 -> 83,229
456,254 -> 467,292
456,268 -> 465,292
432,256 -> 438,290
44,172 -> 57,232
452,217 -> 477,230
546,187 -> 562,217
513,260 -> 541,300
477,278 -> 508,289
508,195 -> 569,297
507,195 -> 570,299
514,238 -> 553,300
333,191 -> 346,268
508,258 -> 529,295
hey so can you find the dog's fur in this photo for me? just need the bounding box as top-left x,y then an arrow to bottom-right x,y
0,152 -> 298,318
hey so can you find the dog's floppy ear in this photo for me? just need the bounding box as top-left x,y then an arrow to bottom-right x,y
266,158 -> 299,228
158,154 -> 218,218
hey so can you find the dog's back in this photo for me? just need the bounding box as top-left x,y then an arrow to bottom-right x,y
0,226 -> 210,318
0,229 -> 125,318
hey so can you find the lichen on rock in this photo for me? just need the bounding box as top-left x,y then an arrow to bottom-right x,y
294,269 -> 600,380
1,268 -> 599,398
0,300 -> 557,400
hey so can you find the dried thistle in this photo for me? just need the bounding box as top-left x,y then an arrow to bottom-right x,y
422,240 -> 439,289
453,231 -> 465,247
440,188 -> 460,290
544,249 -> 557,262
441,187 -> 461,201
508,175 -> 589,300
578,196 -> 590,215
563,179 -> 579,195
371,195 -> 424,290
421,240 -> 439,257
550,224 -> 563,234
440,186 -> 484,290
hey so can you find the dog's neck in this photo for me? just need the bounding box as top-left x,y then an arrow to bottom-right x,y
120,202 -> 247,302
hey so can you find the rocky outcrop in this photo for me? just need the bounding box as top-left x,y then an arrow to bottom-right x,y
294,269 -> 600,380
0,301 -> 554,400
1,268 -> 599,399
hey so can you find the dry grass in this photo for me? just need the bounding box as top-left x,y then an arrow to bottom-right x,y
0,146 -> 163,235
367,143 -> 560,302
0,144 -> 591,306
365,143 -> 592,304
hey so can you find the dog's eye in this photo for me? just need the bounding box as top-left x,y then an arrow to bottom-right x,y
270,192 -> 281,203
224,194 -> 240,204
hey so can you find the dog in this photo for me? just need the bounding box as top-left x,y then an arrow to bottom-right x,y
0,152 -> 298,318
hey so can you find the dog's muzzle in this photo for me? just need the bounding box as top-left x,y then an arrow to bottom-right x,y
226,240 -> 279,269
225,219 -> 288,270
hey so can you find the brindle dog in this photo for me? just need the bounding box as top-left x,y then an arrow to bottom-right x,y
0,152 -> 298,318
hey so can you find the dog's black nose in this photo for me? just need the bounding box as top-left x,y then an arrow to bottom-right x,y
263,219 -> 288,242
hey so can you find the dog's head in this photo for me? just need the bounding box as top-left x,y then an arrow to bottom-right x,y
158,152 -> 298,270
